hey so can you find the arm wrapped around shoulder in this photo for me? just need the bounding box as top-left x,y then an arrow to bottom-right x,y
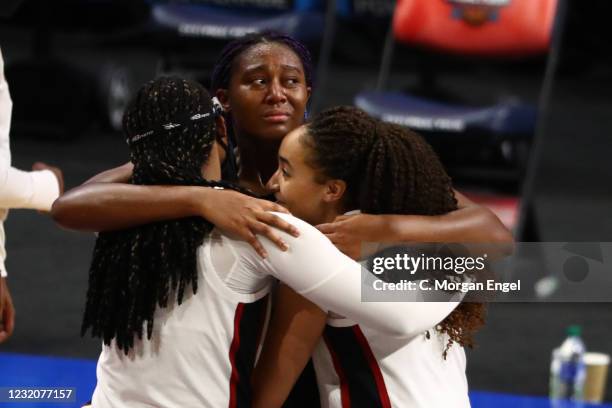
260,213 -> 459,338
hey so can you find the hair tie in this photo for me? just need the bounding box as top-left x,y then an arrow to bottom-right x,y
126,97 -> 222,146
211,96 -> 224,116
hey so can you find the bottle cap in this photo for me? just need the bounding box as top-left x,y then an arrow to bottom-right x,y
567,325 -> 582,337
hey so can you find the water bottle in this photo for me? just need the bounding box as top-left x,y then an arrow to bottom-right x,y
550,325 -> 586,401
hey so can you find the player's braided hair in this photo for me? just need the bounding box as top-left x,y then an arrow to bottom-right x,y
81,76 -> 243,353
303,106 -> 486,356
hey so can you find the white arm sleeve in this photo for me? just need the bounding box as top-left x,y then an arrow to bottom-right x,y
254,212 -> 459,338
0,167 -> 60,211
0,49 -> 59,211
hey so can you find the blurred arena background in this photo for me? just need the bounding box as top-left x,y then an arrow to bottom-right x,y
1,0 -> 611,406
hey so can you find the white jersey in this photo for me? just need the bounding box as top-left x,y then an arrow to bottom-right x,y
92,227 -> 274,408
312,317 -> 470,408
307,210 -> 470,408
91,213 -> 460,407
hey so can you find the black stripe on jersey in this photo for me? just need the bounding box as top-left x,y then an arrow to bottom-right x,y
228,295 -> 269,408
324,325 -> 391,408
283,359 -> 321,408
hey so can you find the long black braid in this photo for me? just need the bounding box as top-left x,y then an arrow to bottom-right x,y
302,106 -> 485,356
82,76 -> 241,353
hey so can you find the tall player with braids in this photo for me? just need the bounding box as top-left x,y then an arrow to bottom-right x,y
85,77 -> 465,408
252,106 -> 484,408
82,77 -> 226,352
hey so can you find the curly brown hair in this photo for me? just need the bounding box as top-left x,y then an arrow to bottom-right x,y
302,106 -> 486,357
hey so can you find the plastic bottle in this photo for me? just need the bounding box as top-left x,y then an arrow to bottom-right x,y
550,325 -> 586,401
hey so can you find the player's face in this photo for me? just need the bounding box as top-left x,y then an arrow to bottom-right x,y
219,42 -> 311,143
270,126 -> 330,225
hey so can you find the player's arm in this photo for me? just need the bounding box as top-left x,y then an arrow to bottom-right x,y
52,184 -> 298,258
260,213 -> 459,338
0,50 -> 61,211
317,190 -> 513,259
83,162 -> 133,184
252,284 -> 326,408
0,164 -> 61,211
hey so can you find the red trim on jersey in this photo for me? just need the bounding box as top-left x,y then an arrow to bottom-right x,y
352,326 -> 391,408
324,334 -> 352,408
228,303 -> 245,408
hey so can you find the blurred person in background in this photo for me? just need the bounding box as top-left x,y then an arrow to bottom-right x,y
0,47 -> 64,343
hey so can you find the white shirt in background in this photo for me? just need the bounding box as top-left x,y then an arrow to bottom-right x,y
0,48 -> 60,277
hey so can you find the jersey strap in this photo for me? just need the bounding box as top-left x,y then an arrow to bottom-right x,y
323,325 -> 392,408
227,296 -> 269,408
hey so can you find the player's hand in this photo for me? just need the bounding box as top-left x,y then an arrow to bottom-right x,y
201,189 -> 300,258
32,162 -> 65,195
0,277 -> 15,343
317,214 -> 383,260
